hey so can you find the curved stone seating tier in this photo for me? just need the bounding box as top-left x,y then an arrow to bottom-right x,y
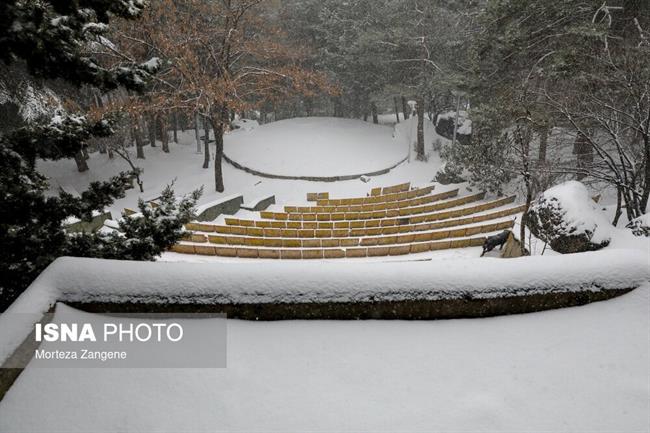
173,181 -> 525,259
371,181 -> 411,196
170,233 -> 504,259
185,196 -> 519,235
259,191 -> 481,222
309,184 -> 435,209
188,203 -> 523,241
181,219 -> 515,250
285,185 -> 443,213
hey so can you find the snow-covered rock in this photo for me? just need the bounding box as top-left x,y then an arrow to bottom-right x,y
435,110 -> 471,145
526,181 -> 613,254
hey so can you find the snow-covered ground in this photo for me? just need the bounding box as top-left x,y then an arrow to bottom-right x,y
37,117 -> 440,217
4,115 -> 649,432
1,285 -> 648,432
35,115 -> 650,262
224,117 -> 408,177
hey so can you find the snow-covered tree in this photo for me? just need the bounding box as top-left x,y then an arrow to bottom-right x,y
0,1 -> 199,311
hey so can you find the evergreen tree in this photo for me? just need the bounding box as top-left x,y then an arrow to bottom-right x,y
0,0 -> 199,311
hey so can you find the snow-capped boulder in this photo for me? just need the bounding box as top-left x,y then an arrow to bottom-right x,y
435,111 -> 471,145
626,214 -> 650,237
526,181 -> 612,254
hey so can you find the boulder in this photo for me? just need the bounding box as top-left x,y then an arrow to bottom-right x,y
526,181 -> 612,254
435,112 -> 471,145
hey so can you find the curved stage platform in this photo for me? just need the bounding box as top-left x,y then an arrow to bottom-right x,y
223,117 -> 409,181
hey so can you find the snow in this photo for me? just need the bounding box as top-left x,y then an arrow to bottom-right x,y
437,110 -> 472,134
0,285 -> 648,432
37,117 -> 443,217
535,181 -> 614,244
223,117 -> 409,177
627,213 -> 650,237
231,118 -> 258,131
1,249 -> 647,366
457,118 -> 472,134
0,81 -> 62,122
139,57 -> 161,73
5,115 -> 650,431
193,194 -> 242,216
633,213 -> 650,227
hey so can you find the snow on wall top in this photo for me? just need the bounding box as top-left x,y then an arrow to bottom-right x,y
0,250 -> 647,364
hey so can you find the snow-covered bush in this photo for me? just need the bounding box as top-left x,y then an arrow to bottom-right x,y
434,162 -> 465,185
626,214 -> 650,237
526,181 -> 612,254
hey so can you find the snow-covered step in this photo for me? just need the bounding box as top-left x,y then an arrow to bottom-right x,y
285,185 -> 442,213
181,218 -> 515,250
199,195 -> 514,232
189,203 -> 522,239
258,191 -> 479,221
170,231 -> 509,259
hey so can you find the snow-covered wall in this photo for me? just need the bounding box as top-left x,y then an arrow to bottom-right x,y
1,251 -> 647,365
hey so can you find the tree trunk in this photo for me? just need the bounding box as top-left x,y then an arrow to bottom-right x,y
517,123 -> 533,256
640,133 -> 650,214
160,117 -> 170,153
363,112 -> 368,122
520,184 -> 532,256
371,102 -> 378,124
81,147 -> 90,160
202,116 -> 210,169
573,132 -> 592,180
612,186 -> 623,226
537,125 -> 549,166
416,97 -> 425,161
172,112 -> 178,144
74,150 -> 89,172
393,97 -> 400,123
155,115 -> 164,141
212,116 -> 225,193
194,113 -> 201,153
133,120 -> 145,159
402,96 -> 410,120
148,114 -> 156,147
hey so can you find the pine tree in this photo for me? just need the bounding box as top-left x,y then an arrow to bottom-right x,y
0,1 -> 199,311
